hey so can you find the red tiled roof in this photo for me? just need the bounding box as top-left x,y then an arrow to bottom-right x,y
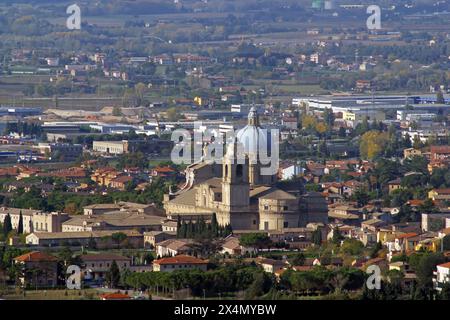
407,200 -> 425,206
99,293 -> 131,300
153,255 -> 207,265
14,251 -> 57,262
437,262 -> 450,269
111,175 -> 133,184
430,146 -> 450,154
153,166 -> 176,173
432,188 -> 450,195
292,265 -> 314,272
396,233 -> 418,240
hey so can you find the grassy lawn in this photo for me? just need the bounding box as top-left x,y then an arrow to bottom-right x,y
1,288 -> 100,300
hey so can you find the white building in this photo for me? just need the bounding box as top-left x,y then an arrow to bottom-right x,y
434,262 -> 450,291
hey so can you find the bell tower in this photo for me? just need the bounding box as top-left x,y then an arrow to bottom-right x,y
221,142 -> 250,212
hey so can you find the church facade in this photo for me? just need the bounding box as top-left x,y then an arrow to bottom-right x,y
164,107 -> 327,231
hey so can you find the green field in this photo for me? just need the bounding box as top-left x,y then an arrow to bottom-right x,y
1,288 -> 100,300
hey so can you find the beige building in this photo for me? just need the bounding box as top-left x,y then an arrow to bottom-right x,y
62,211 -> 163,233
83,202 -> 163,216
144,231 -> 176,248
164,108 -> 328,232
403,148 -> 422,159
14,251 -> 58,288
428,188 -> 450,202
25,229 -> 143,248
0,207 -> 69,233
81,254 -> 131,281
152,255 -> 208,272
258,189 -> 300,231
92,140 -> 130,155
156,238 -> 194,257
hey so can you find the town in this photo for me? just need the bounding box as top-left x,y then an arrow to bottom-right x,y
0,0 -> 449,302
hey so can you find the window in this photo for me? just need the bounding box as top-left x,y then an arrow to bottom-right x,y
283,206 -> 288,211
283,221 -> 289,228
236,164 -> 243,178
264,205 -> 269,210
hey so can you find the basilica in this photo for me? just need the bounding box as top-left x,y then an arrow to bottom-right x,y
164,107 -> 328,231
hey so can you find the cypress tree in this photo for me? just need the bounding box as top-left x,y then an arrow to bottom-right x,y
181,221 -> 187,238
312,229 -> 322,246
176,216 -> 181,237
198,216 -> 206,236
17,211 -> 24,234
186,221 -> 193,238
211,213 -> 219,237
3,213 -> 12,237
106,260 -> 120,288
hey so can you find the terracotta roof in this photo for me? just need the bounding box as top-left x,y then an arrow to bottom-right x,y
14,251 -> 57,262
431,146 -> 450,154
292,265 -> 314,272
407,200 -> 425,206
396,232 -> 418,240
437,262 -> 450,269
111,175 -> 133,184
432,188 -> 450,195
100,293 -> 131,300
153,255 -> 207,265
153,166 -> 176,173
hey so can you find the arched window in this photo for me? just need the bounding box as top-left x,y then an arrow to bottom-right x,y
225,165 -> 228,178
236,164 -> 243,178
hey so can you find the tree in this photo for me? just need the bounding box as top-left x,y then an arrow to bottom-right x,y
443,235 -> 450,251
166,107 -> 181,122
436,90 -> 445,104
332,227 -> 344,244
239,233 -> 271,250
322,108 -> 335,129
64,203 -> 78,215
245,272 -> 273,299
370,241 -> 383,258
3,213 -> 12,237
106,260 -> 121,288
439,283 -> 450,300
312,229 -> 322,246
17,211 -> 23,234
409,252 -> 445,288
417,198 -> 436,215
58,246 -> 75,267
289,253 -> 305,266
211,213 -> 219,237
134,82 -> 147,105
88,236 -> 97,250
111,232 -> 127,249
341,239 -> 364,256
353,189 -> 370,207
360,130 -> 389,160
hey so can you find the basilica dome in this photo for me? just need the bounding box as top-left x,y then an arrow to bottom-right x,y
236,107 -> 270,160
